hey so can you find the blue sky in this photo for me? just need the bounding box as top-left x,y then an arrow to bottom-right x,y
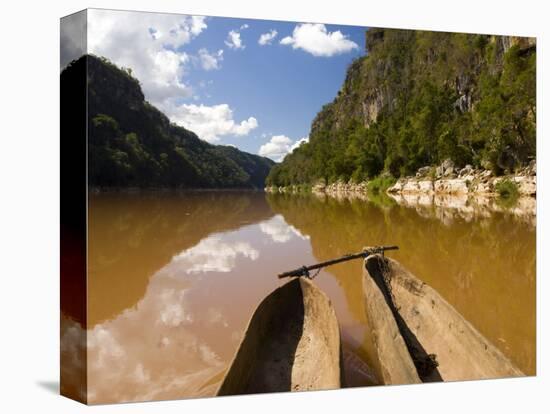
82,9 -> 367,161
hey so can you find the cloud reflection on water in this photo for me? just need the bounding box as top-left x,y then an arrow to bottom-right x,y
172,235 -> 259,274
83,215 -> 313,403
84,268 -> 227,403
259,214 -> 310,243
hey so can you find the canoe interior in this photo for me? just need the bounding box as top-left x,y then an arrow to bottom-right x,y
364,254 -> 524,383
362,258 -> 422,385
216,277 -> 342,396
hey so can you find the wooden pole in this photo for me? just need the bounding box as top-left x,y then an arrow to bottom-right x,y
278,245 -> 398,278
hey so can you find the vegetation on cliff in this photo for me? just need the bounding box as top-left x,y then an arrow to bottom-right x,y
495,179 -> 520,199
266,29 -> 536,187
62,55 -> 274,189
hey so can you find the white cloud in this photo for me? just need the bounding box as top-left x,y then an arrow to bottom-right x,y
87,10 -> 259,144
172,235 -> 259,273
163,103 -> 258,142
258,135 -> 292,161
258,29 -> 278,46
289,136 -> 309,152
258,135 -> 309,162
240,23 -> 249,30
189,15 -> 208,35
259,215 -> 310,243
87,10 -> 208,107
280,23 -> 358,57
225,29 -> 245,50
197,48 -> 224,71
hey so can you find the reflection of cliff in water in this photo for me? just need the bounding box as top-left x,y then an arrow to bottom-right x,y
88,191 -> 274,326
387,192 -> 536,227
266,192 -> 536,376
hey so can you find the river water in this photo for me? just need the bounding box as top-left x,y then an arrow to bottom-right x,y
83,190 -> 535,403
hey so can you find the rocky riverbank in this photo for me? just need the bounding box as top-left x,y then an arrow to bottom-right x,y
387,159 -> 536,197
266,159 -> 536,199
265,159 -> 536,225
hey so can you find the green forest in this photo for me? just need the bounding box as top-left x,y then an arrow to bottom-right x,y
266,29 -> 536,187
62,55 -> 274,189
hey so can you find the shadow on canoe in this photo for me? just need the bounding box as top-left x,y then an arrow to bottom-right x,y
216,277 -> 343,396
363,254 -> 524,384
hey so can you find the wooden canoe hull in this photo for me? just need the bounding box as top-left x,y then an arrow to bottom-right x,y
363,254 -> 524,382
362,257 -> 422,385
216,277 -> 343,396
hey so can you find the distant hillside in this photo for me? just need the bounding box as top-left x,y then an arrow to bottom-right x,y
267,29 -> 536,186
61,55 -> 274,189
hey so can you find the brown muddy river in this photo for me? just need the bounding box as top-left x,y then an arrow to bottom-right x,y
83,190 -> 535,403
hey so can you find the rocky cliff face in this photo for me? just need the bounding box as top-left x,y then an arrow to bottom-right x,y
267,28 -> 535,187
311,29 -> 535,137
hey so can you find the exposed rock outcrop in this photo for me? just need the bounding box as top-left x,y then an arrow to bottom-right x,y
388,160 -> 536,197
265,165 -> 536,226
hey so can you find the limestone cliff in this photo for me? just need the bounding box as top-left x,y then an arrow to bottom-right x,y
267,28 -> 536,186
